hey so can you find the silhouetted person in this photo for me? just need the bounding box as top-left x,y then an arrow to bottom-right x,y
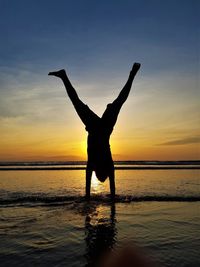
48,63 -> 141,199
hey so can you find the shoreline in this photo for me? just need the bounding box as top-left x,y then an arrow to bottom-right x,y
0,166 -> 200,171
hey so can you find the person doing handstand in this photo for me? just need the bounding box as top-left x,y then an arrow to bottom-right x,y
48,62 -> 141,199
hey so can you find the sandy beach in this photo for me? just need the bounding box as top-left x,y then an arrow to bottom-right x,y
0,166 -> 199,266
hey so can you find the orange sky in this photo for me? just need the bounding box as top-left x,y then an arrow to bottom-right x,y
0,1 -> 199,162
0,71 -> 199,161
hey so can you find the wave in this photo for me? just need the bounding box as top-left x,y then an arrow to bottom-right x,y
0,194 -> 200,207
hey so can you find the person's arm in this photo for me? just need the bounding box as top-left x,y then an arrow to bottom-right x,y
109,169 -> 115,199
85,166 -> 92,199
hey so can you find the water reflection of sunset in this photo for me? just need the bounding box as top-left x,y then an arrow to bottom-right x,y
91,172 -> 109,194
91,172 -> 102,193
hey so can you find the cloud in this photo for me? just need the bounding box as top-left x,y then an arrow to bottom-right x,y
158,136 -> 200,146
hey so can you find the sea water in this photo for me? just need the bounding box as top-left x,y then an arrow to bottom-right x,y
0,167 -> 200,266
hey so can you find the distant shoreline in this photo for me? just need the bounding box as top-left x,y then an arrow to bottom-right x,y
0,160 -> 199,165
0,160 -> 199,170
0,166 -> 200,171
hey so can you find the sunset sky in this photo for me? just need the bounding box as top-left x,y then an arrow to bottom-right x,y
0,0 -> 199,161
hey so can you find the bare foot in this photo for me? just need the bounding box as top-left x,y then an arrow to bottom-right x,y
131,63 -> 141,76
48,69 -> 66,78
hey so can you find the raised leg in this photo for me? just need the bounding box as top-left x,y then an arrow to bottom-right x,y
86,166 -> 92,199
101,63 -> 141,127
113,63 -> 141,107
48,69 -> 100,127
49,69 -> 78,103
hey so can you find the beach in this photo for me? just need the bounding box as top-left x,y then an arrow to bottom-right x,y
0,163 -> 200,266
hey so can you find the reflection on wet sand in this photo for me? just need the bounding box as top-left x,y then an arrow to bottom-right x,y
84,203 -> 117,267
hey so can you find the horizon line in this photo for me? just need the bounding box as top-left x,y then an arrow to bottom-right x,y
0,160 -> 199,164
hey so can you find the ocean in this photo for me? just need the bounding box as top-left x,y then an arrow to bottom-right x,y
0,161 -> 200,266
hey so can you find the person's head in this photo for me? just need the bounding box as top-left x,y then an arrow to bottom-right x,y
95,166 -> 109,182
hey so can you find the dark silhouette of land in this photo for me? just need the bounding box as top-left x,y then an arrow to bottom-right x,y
48,63 -> 140,199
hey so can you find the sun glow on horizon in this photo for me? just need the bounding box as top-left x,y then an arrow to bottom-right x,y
91,171 -> 100,186
91,171 -> 106,194
0,0 -> 199,162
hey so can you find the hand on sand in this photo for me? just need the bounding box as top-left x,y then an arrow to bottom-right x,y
131,63 -> 141,76
48,69 -> 66,78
